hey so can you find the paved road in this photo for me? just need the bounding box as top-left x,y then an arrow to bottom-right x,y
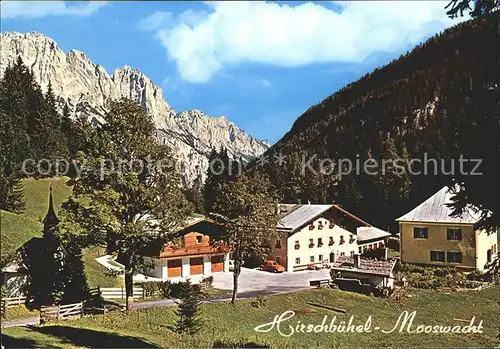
1,316 -> 40,328
1,268 -> 328,328
212,267 -> 331,292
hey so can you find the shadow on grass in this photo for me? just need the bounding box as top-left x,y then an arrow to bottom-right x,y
1,332 -> 65,349
31,325 -> 159,348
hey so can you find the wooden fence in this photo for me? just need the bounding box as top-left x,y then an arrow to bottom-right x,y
1,295 -> 28,319
40,302 -> 84,323
90,286 -> 145,299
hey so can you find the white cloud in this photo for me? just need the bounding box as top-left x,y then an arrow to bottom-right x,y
142,1 -> 469,84
1,1 -> 107,19
138,11 -> 172,31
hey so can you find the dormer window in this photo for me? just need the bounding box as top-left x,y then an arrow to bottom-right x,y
196,236 -> 202,244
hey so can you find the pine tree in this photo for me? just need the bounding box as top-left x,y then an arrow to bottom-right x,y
174,279 -> 203,335
0,58 -> 31,212
203,146 -> 234,215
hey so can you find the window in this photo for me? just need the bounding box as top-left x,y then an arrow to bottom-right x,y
275,256 -> 281,264
328,237 -> 334,246
339,235 -> 345,245
318,238 -> 323,247
319,254 -> 323,262
447,228 -> 462,241
358,247 -> 362,254
196,235 -> 202,244
414,227 -> 428,239
340,252 -> 345,257
378,242 -> 384,247
430,250 -> 445,262
350,251 -> 354,256
447,251 -> 463,263
294,240 -> 300,250
275,239 -> 281,249
295,258 -> 301,265
318,222 -> 324,230
309,224 -> 315,230
309,238 -> 314,248
349,235 -> 355,244
310,256 -> 315,263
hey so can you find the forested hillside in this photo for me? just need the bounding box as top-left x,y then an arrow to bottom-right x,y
253,12 -> 500,230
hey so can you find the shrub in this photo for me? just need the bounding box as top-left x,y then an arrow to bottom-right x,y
140,281 -> 164,298
466,270 -> 485,281
250,296 -> 267,308
201,276 -> 214,288
169,281 -> 203,299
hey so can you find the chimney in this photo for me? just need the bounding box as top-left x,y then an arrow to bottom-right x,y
353,254 -> 361,269
383,247 -> 388,260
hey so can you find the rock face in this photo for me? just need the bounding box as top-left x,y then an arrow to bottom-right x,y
0,31 -> 269,185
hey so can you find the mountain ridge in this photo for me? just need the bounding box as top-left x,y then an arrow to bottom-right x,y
0,31 -> 270,186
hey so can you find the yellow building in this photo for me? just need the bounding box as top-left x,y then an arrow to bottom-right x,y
397,187 -> 498,271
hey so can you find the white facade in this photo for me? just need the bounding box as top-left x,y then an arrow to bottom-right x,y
145,253 -> 230,282
476,229 -> 498,271
285,217 -> 358,271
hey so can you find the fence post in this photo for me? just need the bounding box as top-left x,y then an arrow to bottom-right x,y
17,294 -> 21,306
121,287 -> 124,299
2,300 -> 7,319
97,285 -> 101,298
81,301 -> 84,318
142,288 -> 145,299
57,305 -> 60,321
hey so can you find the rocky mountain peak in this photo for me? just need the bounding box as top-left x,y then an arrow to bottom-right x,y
0,31 -> 269,186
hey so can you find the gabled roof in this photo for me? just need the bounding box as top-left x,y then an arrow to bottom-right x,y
277,204 -> 333,231
396,186 -> 481,224
331,204 -> 372,227
356,226 -> 391,242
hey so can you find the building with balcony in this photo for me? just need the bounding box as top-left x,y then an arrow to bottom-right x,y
269,203 -> 389,271
145,232 -> 230,281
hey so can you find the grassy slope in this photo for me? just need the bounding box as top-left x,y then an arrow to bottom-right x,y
1,177 -> 72,264
2,286 -> 499,348
1,177 -> 119,288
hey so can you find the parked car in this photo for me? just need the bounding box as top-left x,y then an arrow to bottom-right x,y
259,260 -> 285,273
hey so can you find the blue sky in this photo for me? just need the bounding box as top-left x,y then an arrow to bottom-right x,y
1,1 -> 468,144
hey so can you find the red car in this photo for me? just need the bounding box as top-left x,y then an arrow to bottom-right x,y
260,260 -> 285,273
